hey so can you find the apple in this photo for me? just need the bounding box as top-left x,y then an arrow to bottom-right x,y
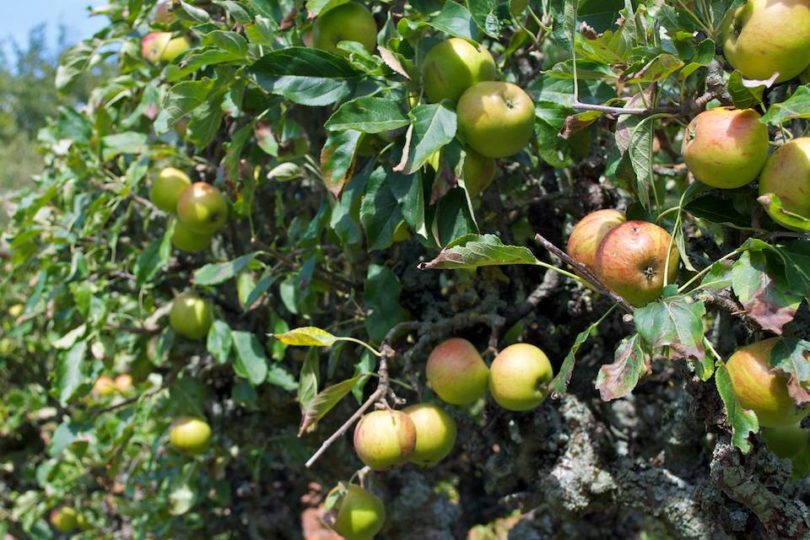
176,182 -> 228,235
758,137 -> 810,230
462,150 -> 496,197
763,424 -> 808,459
312,2 -> 377,55
682,108 -> 769,189
172,221 -> 212,253
422,38 -> 497,104
154,1 -> 176,24
8,303 -> 23,318
325,483 -> 385,540
566,209 -> 626,273
722,0 -> 810,83
150,167 -> 191,212
726,338 -> 809,428
141,32 -> 171,63
426,338 -> 489,405
404,403 -> 457,466
93,375 -> 116,397
353,409 -> 416,470
489,343 -> 553,411
169,291 -> 213,340
162,36 -> 191,62
50,506 -> 79,533
114,374 -> 134,394
594,221 -> 679,307
457,81 -> 535,158
169,416 -> 212,455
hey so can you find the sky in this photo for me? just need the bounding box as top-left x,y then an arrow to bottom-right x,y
0,0 -> 105,55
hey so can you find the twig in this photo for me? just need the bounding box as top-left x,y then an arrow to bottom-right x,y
91,367 -> 179,418
571,101 -> 677,116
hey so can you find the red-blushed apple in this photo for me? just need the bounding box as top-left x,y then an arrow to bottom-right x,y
324,483 -> 385,540
489,343 -> 553,411
172,221 -> 212,253
566,209 -> 626,273
462,150 -> 496,197
404,403 -> 457,466
162,36 -> 191,62
312,2 -> 377,55
457,81 -> 535,158
169,416 -> 212,455
50,506 -> 79,533
353,409 -> 416,470
758,137 -> 810,230
763,424 -> 808,459
169,291 -> 213,340
594,220 -> 679,307
422,38 -> 497,103
426,338 -> 489,405
726,338 -> 809,428
114,374 -> 134,394
176,182 -> 228,235
150,167 -> 191,212
141,32 -> 171,63
93,375 -> 116,397
682,108 -> 769,189
722,0 -> 810,83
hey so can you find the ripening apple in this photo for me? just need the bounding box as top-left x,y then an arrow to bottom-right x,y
312,2 -> 377,54
682,108 -> 769,189
726,338 -> 809,428
142,32 -> 171,63
426,338 -> 489,405
176,182 -> 228,235
457,81 -> 535,158
353,409 -> 416,470
489,343 -> 553,411
162,36 -> 191,62
114,374 -> 134,394
404,403 -> 457,466
462,150 -> 496,197
50,506 -> 79,533
566,209 -> 626,273
722,0 -> 810,82
172,221 -> 212,253
595,221 -> 679,307
169,416 -> 212,455
93,375 -> 116,397
150,167 -> 191,212
325,483 -> 385,540
169,291 -> 213,340
422,38 -> 497,103
763,424 -> 808,459
758,137 -> 810,230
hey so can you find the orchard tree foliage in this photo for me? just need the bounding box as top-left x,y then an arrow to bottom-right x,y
2,0 -> 810,538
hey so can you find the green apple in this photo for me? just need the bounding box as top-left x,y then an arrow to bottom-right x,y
682,108 -> 769,189
426,338 -> 489,405
566,209 -> 626,273
758,137 -> 810,230
489,343 -> 553,411
722,0 -> 810,82
312,2 -> 377,55
141,32 -> 171,63
150,167 -> 191,212
326,483 -> 385,540
763,424 -> 808,459
595,220 -> 679,307
50,506 -> 79,533
726,339 -> 809,428
172,221 -> 212,253
462,150 -> 496,197
162,36 -> 191,62
176,182 -> 228,235
422,38 -> 497,103
457,81 -> 535,158
404,403 -> 457,466
169,291 -> 213,340
353,409 -> 416,470
169,416 -> 212,455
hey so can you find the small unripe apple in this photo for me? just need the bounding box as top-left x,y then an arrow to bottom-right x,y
353,409 -> 416,470
312,2 -> 377,55
172,221 -> 212,253
150,167 -> 191,212
595,221 -> 679,307
566,209 -> 626,273
422,38 -> 496,104
114,374 -> 134,394
169,291 -> 213,340
682,108 -> 769,189
325,483 -> 385,540
763,424 -> 808,459
8,303 -> 23,318
457,81 -> 535,158
169,416 -> 212,455
462,150 -> 496,197
404,403 -> 457,466
141,32 -> 171,63
93,375 -> 116,397
50,506 -> 79,533
758,137 -> 810,230
726,338 -> 809,428
489,343 -> 553,411
426,338 -> 489,405
176,182 -> 228,235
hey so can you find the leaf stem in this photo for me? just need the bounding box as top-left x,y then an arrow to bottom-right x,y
335,336 -> 382,357
678,248 -> 743,294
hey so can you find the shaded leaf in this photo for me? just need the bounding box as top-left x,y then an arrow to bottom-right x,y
419,233 -> 538,270
731,251 -> 801,334
299,375 -> 366,436
194,252 -> 262,286
325,97 -> 409,133
232,331 -> 269,385
596,334 -> 649,401
634,298 -> 706,361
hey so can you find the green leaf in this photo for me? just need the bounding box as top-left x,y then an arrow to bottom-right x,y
716,363 -> 759,453
364,264 -> 409,342
397,103 -> 457,174
595,334 -> 649,401
299,375 -> 367,435
325,97 -> 410,133
134,227 -> 173,286
467,0 -> 506,38
207,320 -> 233,364
727,71 -> 766,109
101,132 -> 148,161
321,129 -> 362,197
634,298 -> 706,361
360,168 -> 404,251
55,341 -> 87,405
761,86 -> 810,125
155,79 -> 216,134
550,307 -> 615,397
194,252 -> 262,286
418,233 -> 538,270
232,331 -> 269,385
770,339 -> 810,405
429,1 -> 479,40
55,42 -> 99,91
757,192 -> 810,232
297,349 -> 320,410
731,251 -> 801,334
267,363 -> 298,391
272,327 -> 337,347
627,114 -> 662,210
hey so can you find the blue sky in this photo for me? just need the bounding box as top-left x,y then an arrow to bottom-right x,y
1,0 -> 105,54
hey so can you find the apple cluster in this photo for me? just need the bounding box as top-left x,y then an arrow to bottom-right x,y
92,373 -> 134,398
